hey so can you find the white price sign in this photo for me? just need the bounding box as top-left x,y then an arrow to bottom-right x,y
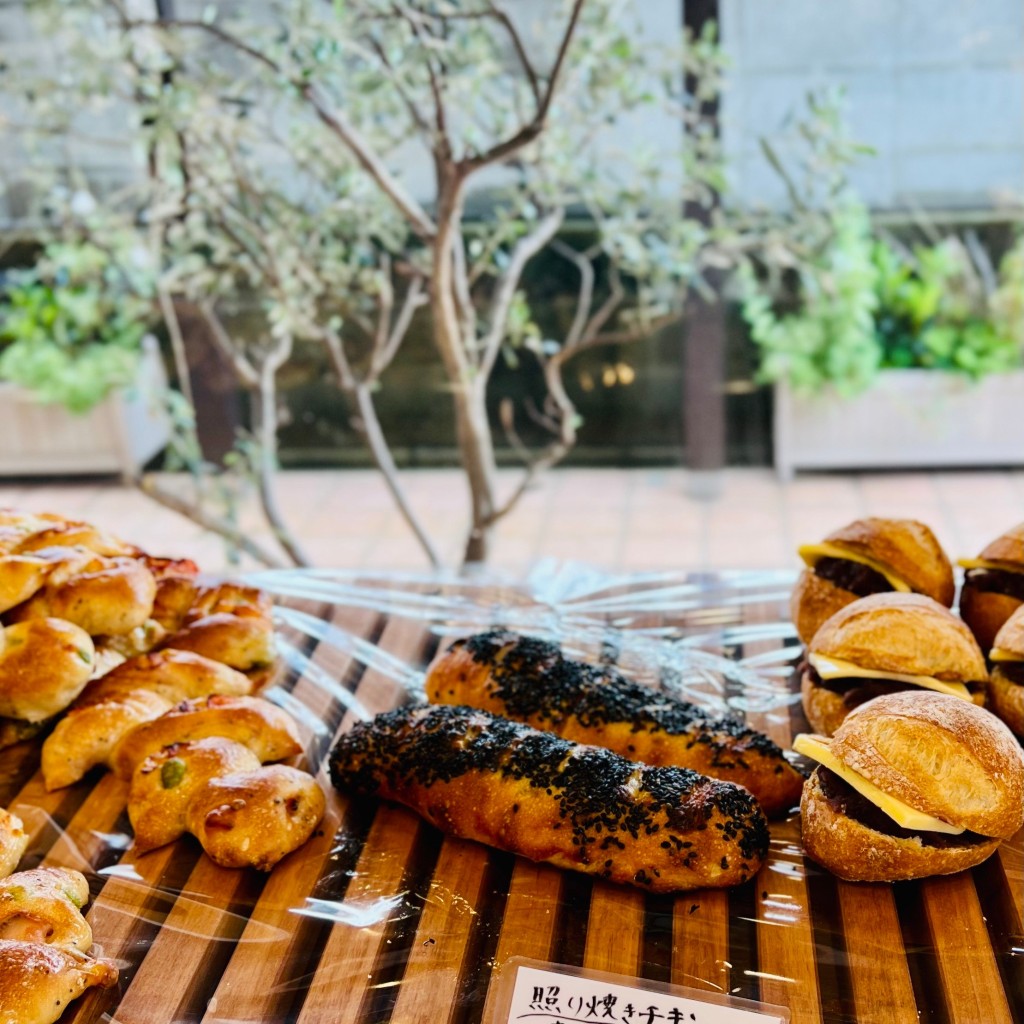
503,964 -> 787,1024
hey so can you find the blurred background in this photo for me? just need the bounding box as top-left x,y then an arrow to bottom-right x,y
0,0 -> 1021,574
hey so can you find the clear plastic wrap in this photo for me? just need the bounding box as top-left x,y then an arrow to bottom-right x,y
3,562 -> 1020,1024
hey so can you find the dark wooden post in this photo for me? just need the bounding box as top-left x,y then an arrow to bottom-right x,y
681,0 -> 726,498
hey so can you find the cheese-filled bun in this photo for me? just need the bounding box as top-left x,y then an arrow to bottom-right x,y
797,690 -> 1024,881
791,517 -> 954,645
959,522 -> 1024,652
985,604 -> 1024,738
801,592 -> 987,737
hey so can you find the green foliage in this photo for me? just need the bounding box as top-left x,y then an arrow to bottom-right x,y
0,239 -> 155,413
740,90 -> 1022,395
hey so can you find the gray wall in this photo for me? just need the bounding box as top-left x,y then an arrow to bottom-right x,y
720,0 -> 1024,212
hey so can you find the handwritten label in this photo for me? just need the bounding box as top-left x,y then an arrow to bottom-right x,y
505,965 -> 786,1024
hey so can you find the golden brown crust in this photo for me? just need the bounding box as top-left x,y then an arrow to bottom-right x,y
0,869 -> 91,951
184,765 -> 326,871
810,592 -> 988,683
111,695 -> 302,780
128,738 -> 262,854
830,691 -> 1024,838
41,650 -> 257,792
0,940 -> 118,1024
789,569 -> 859,646
799,669 -> 886,737
822,517 -> 955,605
426,633 -> 805,818
331,703 -> 770,892
991,604 -> 1024,657
977,522 -> 1024,564
0,811 -> 27,881
959,586 -> 1022,654
158,612 -> 276,673
986,667 -> 1024,738
0,619 -> 95,724
799,768 -> 1001,882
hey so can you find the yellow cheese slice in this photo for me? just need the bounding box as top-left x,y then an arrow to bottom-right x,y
797,542 -> 911,592
808,653 -> 972,701
990,647 -> 1022,663
957,557 -> 1024,573
793,734 -> 965,835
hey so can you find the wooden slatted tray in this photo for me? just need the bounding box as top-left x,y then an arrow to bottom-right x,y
3,569 -> 1022,1024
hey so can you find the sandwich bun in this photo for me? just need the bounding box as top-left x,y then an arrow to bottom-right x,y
801,592 -> 987,737
791,518 -> 954,645
800,690 -> 1024,881
959,523 -> 1024,651
986,604 -> 1024,737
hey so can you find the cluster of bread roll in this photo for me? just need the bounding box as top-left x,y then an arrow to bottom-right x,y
0,867 -> 118,1024
0,508 -> 324,874
789,517 -> 1024,881
331,629 -> 812,892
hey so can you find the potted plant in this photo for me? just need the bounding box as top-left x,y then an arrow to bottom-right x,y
0,238 -> 170,479
740,200 -> 1024,480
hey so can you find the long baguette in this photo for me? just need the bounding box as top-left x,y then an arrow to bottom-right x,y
329,703 -> 769,892
425,630 -> 804,816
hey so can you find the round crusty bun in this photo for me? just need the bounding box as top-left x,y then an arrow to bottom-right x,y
801,592 -> 988,737
800,690 -> 1024,881
959,522 -> 1024,652
791,517 -> 954,645
986,604 -> 1024,738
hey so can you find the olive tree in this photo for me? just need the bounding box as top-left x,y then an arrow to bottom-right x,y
8,0 -> 729,566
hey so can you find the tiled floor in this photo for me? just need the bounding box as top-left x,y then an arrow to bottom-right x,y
1,465 -> 1021,578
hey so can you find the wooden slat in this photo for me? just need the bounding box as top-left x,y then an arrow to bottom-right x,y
838,883 -> 917,1024
671,890 -> 730,994
922,873 -> 1015,1023
582,883 -> 646,976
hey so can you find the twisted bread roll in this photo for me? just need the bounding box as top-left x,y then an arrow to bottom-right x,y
0,619 -> 95,723
0,941 -> 117,1024
0,866 -> 117,1024
7,552 -> 156,638
129,738 -> 324,870
331,703 -> 769,892
0,810 -> 27,880
111,694 -> 303,780
0,869 -> 91,950
427,631 -> 804,817
152,579 -> 276,673
41,650 -> 254,791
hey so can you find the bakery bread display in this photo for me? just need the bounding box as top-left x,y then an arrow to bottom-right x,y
41,650 -> 255,790
795,691 -> 1024,881
791,517 -> 954,645
425,630 -> 804,816
0,867 -> 118,1024
959,522 -> 1024,652
330,702 -> 770,892
984,604 -> 1024,738
800,592 -> 987,736
129,738 -> 325,870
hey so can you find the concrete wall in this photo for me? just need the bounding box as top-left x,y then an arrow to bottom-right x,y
720,0 -> 1024,212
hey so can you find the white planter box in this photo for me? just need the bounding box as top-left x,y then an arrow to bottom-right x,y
773,369 -> 1024,480
0,338 -> 170,480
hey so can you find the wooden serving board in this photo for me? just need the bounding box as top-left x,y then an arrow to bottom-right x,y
3,573 -> 1023,1024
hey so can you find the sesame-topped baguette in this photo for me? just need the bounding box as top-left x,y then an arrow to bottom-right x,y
425,631 -> 804,817
329,703 -> 769,892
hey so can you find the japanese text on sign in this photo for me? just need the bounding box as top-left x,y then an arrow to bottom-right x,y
505,966 -> 785,1024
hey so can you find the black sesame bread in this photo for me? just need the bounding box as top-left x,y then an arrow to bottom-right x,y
425,630 -> 804,817
329,703 -> 769,892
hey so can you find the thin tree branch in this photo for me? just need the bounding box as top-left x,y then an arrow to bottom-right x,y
138,476 -> 288,568
366,35 -> 433,136
478,208 -> 565,377
355,382 -> 443,568
373,275 -> 426,375
460,0 -> 584,172
486,1 -> 541,105
393,2 -> 449,151
121,14 -> 438,240
550,238 -> 595,350
197,300 -> 260,387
